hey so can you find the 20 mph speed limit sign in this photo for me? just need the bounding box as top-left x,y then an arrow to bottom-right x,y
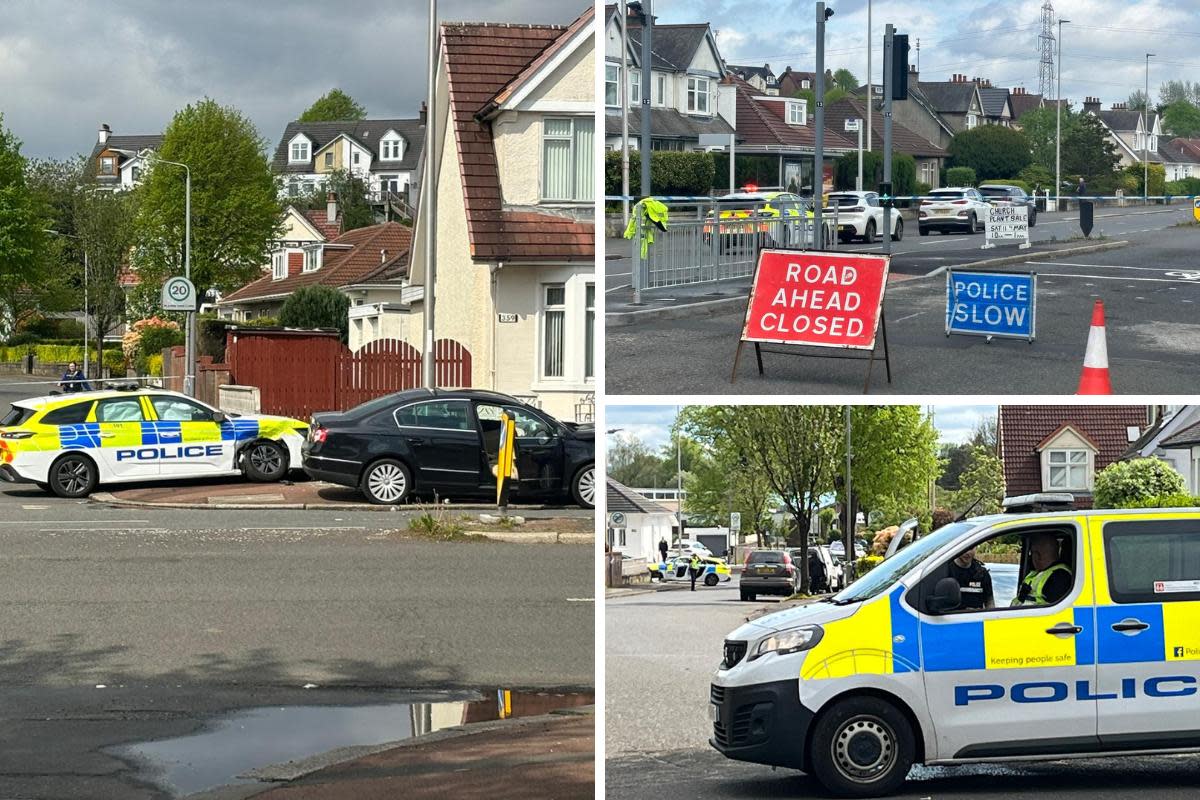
161,277 -> 197,311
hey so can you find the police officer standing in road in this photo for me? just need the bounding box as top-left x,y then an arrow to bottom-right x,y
689,552 -> 702,591
948,546 -> 994,610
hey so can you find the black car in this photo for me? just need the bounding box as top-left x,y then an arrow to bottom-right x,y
978,184 -> 1038,227
301,389 -> 595,508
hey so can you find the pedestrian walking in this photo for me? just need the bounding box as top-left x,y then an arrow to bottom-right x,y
1076,176 -> 1087,197
689,552 -> 702,591
58,362 -> 91,394
658,537 -> 668,564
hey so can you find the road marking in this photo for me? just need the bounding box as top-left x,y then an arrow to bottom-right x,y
606,283 -> 633,293
566,597 -> 595,602
1033,261 -> 1197,274
21,505 -> 49,510
2,519 -> 151,525
43,527 -> 164,532
1030,273 -> 1198,285
893,311 -> 928,323
607,271 -> 632,278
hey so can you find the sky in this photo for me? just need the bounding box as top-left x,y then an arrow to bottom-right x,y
605,403 -> 999,453
655,0 -> 1199,111
0,0 -> 586,161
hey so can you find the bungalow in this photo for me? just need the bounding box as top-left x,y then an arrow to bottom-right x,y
824,96 -> 949,189
1158,138 -> 1200,182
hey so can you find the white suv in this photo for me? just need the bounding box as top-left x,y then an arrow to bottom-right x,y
825,191 -> 903,244
918,187 -> 991,235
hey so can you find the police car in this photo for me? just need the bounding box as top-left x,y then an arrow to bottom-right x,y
650,555 -> 732,586
0,389 -> 309,498
710,496 -> 1200,796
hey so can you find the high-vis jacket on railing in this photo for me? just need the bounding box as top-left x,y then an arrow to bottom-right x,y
624,198 -> 670,258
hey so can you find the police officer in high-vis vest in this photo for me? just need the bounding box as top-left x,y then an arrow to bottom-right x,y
689,552 -> 702,592
948,546 -> 994,610
1013,532 -> 1072,606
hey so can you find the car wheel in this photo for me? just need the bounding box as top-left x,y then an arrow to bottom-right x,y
892,218 -> 904,241
48,454 -> 98,499
704,573 -> 719,587
571,464 -> 595,509
809,696 -> 915,798
967,213 -> 978,234
1029,210 -> 1037,227
243,440 -> 288,482
862,220 -> 876,244
918,226 -> 929,237
360,458 -> 412,505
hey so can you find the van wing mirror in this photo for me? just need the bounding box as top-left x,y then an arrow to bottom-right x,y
929,577 -> 962,614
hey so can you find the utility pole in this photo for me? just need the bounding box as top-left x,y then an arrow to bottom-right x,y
1145,53 -> 1155,204
422,0 -> 438,388
675,405 -> 683,548
1055,17 -> 1069,213
814,3 -> 832,249
866,0 -> 872,151
620,0 -> 630,226
882,25 -> 894,258
640,0 -> 653,197
844,405 -> 853,581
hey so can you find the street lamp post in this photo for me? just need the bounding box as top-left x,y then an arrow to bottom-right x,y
44,230 -> 88,380
1055,18 -> 1069,213
1145,52 -> 1155,204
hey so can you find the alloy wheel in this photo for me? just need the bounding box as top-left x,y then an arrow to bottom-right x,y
249,443 -> 283,475
56,460 -> 91,495
368,463 -> 407,503
577,466 -> 595,506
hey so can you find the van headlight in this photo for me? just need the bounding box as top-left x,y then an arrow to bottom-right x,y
750,625 -> 823,661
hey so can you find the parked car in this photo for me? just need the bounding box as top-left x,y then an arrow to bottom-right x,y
302,389 -> 595,507
675,539 -> 714,558
917,187 -> 991,235
794,546 -> 844,592
828,539 -> 866,559
739,549 -> 801,601
649,554 -> 732,586
825,191 -> 903,243
703,190 -> 835,249
978,183 -> 1038,226
0,388 -> 307,498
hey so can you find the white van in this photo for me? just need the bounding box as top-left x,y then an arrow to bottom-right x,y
710,503 -> 1200,796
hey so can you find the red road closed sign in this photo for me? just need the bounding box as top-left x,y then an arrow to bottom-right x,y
740,250 -> 890,349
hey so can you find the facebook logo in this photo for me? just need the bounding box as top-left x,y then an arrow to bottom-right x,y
1175,647 -> 1185,658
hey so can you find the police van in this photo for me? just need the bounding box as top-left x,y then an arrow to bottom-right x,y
0,389 -> 308,498
710,496 -> 1200,796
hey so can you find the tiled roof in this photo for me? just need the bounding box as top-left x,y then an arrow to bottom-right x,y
220,221 -> 412,304
1009,92 -> 1044,120
270,119 -> 425,174
998,406 -> 1149,500
1096,109 -> 1144,132
728,64 -> 776,86
1160,138 -> 1200,164
442,11 -> 594,262
604,107 -> 734,139
824,97 -> 948,158
918,82 -> 978,114
731,78 -> 854,151
89,134 -> 164,162
627,24 -> 710,71
978,87 -> 1011,118
302,208 -> 342,240
1160,420 -> 1200,448
607,479 -> 673,515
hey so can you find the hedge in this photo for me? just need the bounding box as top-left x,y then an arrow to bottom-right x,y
1166,177 -> 1200,196
833,150 -> 916,197
0,344 -> 128,375
946,166 -> 977,187
604,150 -> 716,198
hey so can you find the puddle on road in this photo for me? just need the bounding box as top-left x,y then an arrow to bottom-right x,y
115,689 -> 593,798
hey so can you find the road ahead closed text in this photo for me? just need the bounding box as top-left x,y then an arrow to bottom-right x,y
741,250 -> 889,349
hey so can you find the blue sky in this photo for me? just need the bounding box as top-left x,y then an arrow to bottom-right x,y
652,0 -> 1200,111
605,403 -> 998,452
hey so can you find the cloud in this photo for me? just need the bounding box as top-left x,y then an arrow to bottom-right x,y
2,0 -> 587,160
934,405 -> 998,445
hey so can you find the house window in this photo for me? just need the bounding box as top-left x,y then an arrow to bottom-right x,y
288,178 -> 300,197
802,79 -> 811,89
271,252 -> 287,280
380,174 -> 400,194
1047,449 -> 1089,490
352,151 -> 360,166
585,283 -> 595,379
605,63 -> 619,108
290,140 -> 309,162
786,101 -> 805,125
324,151 -> 334,168
630,71 -> 640,105
687,77 -> 710,114
542,117 -> 594,202
381,137 -> 403,160
130,166 -> 142,183
655,73 -> 667,106
303,246 -> 322,273
542,284 -> 566,378
966,114 -> 978,129
651,139 -> 684,151
100,156 -> 115,176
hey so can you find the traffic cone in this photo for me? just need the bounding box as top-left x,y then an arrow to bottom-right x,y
1077,299 -> 1113,394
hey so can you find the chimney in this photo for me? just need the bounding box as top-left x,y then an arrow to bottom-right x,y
98,123 -> 111,145
419,101 -> 427,126
1083,96 -> 1101,114
326,191 -> 338,224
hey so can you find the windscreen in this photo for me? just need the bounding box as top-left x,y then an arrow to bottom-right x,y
830,521 -> 978,604
978,187 -> 1010,197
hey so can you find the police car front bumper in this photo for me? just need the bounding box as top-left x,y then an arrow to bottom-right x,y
710,678 -> 813,771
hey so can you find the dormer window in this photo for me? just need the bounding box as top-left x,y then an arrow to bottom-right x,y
801,79 -> 811,90
272,251 -> 287,280
289,137 -> 310,163
303,246 -> 322,273
687,77 -> 710,114
100,156 -> 115,176
381,133 -> 404,161
786,101 -> 806,125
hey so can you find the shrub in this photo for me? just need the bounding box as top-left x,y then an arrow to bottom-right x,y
1118,493 -> 1200,509
604,150 -> 716,197
1123,163 -> 1166,198
856,555 -> 884,575
102,348 -> 126,376
915,181 -> 932,200
123,317 -> 183,376
1165,177 -> 1200,197
931,508 -> 955,530
870,525 -> 900,555
1093,458 -> 1186,508
146,354 -> 163,377
946,166 -> 977,187
1018,164 -> 1054,192
947,125 -> 1032,181
833,151 -> 917,197
279,286 -> 351,343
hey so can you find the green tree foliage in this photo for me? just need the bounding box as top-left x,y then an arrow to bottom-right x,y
1159,79 -> 1200,107
1018,163 -> 1054,193
1062,112 -> 1122,193
1162,99 -> 1200,138
303,169 -> 375,231
832,69 -> 859,93
1126,89 -> 1149,112
957,446 -> 1005,516
278,285 -> 351,342
842,406 -> 940,535
1123,162 -> 1165,198
946,166 -> 977,187
947,125 -> 1032,181
832,150 -> 916,196
0,115 -> 50,332
1093,458 -> 1186,508
793,87 -> 849,108
298,89 -> 368,122
1166,177 -> 1200,196
1018,106 -> 1078,175
74,187 -> 139,370
23,157 -> 89,319
604,150 -> 716,197
133,98 -> 282,311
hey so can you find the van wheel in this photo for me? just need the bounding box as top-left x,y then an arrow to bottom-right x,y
361,459 -> 412,505
243,440 -> 288,482
809,696 -> 914,798
704,573 -> 719,587
49,454 -> 98,499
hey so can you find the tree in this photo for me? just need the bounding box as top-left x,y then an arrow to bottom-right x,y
832,69 -> 858,93
956,446 -> 1005,516
303,169 -> 375,231
1018,106 -> 1079,175
278,285 -> 351,342
1093,458 -> 1185,508
1159,79 -> 1200,108
1061,112 -> 1121,193
133,98 -> 282,312
938,442 -> 973,490
1126,89 -> 1150,112
299,89 -> 368,122
0,114 -> 50,333
843,406 -> 940,535
74,187 -> 139,372
606,435 -> 663,487
1162,99 -> 1200,138
23,157 -> 88,322
947,125 -> 1032,181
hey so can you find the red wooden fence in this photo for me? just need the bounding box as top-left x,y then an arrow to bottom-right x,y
223,329 -> 472,419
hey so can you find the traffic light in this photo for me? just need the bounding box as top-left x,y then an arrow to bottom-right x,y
892,34 -> 909,100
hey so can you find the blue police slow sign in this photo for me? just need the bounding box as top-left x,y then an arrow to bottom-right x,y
945,269 -> 1037,342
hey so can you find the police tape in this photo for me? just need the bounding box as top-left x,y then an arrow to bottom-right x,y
0,375 -> 166,389
604,194 -> 1200,202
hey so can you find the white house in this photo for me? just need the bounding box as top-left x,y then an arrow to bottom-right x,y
1125,405 -> 1200,492
1084,97 -> 1163,169
88,124 -> 163,189
607,479 -> 677,560
603,4 -> 735,151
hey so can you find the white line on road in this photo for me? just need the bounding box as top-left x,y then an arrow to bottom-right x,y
606,283 -> 633,293
567,597 -> 595,602
1,519 -> 151,525
43,527 -> 164,532
1034,273 -> 1196,284
608,271 -> 632,278
1032,261 -> 1191,273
